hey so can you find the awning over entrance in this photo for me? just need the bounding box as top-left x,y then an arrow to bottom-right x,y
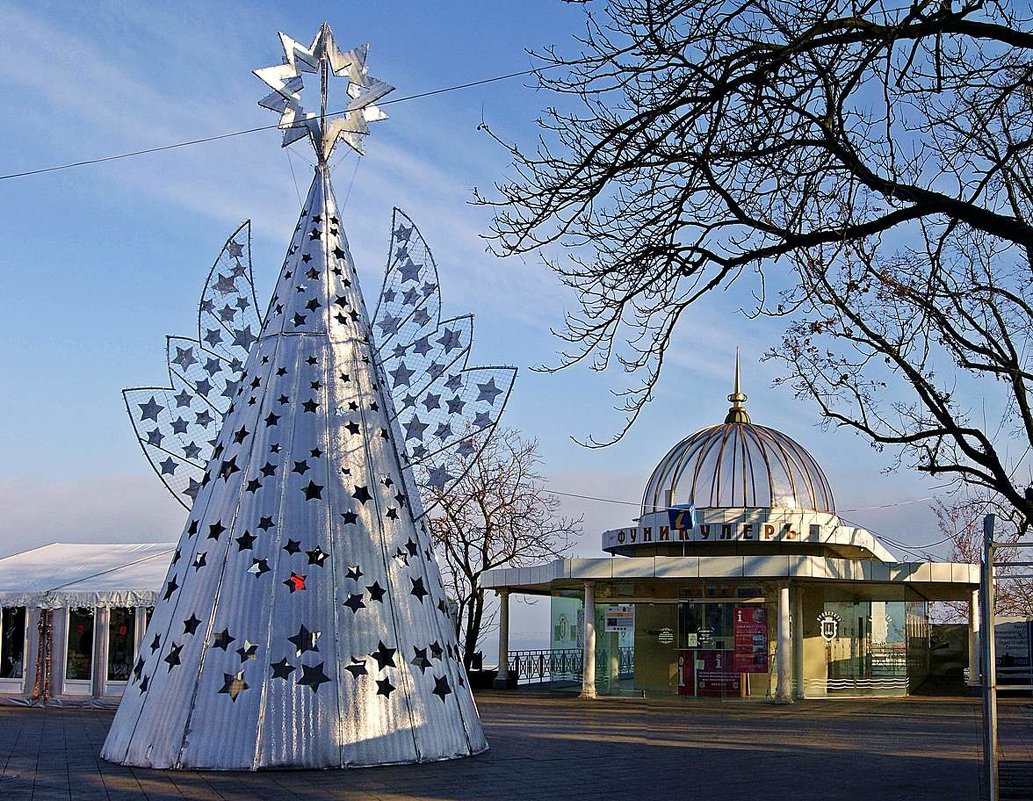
483,555 -> 979,601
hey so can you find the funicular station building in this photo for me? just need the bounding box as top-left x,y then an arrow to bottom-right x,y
484,369 -> 982,700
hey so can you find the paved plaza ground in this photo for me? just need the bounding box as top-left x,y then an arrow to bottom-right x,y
0,691 -> 1030,801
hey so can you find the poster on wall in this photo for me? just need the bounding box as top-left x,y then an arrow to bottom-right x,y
733,606 -> 769,673
605,605 -> 635,633
995,619 -> 1032,676
695,649 -> 741,695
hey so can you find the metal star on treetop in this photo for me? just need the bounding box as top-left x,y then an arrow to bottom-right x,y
254,23 -> 393,161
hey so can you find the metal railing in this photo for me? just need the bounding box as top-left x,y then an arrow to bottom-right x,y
507,647 -> 635,686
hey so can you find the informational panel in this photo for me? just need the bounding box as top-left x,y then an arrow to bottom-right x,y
733,606 -> 769,673
605,605 -> 635,633
995,619 -> 1032,681
696,649 -> 741,695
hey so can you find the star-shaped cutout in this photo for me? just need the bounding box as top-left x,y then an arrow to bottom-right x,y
164,642 -> 183,671
410,576 -> 429,602
219,456 -> 240,480
340,510 -> 358,525
432,675 -> 452,701
270,658 -> 295,680
366,581 -> 386,603
376,677 -> 395,697
352,485 -> 372,504
302,480 -> 324,500
343,593 -> 365,613
346,564 -> 363,580
306,547 -> 328,566
283,538 -> 302,554
236,640 -> 258,663
345,659 -> 368,679
248,557 -> 271,577
297,662 -> 331,693
370,641 -> 397,671
219,671 -> 249,702
212,628 -> 235,650
410,647 -> 432,674
288,625 -> 320,655
283,572 -> 307,593
183,614 -> 202,635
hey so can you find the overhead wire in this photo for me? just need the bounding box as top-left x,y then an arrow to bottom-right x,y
0,65 -> 551,183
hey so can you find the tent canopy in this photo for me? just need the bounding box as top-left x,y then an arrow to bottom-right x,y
0,543 -> 175,609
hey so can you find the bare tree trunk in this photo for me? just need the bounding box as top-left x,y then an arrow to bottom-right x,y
463,590 -> 486,670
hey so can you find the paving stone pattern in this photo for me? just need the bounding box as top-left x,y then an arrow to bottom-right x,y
0,692 -> 1030,801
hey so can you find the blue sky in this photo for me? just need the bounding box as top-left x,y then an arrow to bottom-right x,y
0,1 -> 966,645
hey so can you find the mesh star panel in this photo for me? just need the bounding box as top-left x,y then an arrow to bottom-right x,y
125,210 -> 515,514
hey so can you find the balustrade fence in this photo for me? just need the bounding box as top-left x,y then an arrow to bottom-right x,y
506,647 -> 635,686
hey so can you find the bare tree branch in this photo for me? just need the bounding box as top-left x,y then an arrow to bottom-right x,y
427,427 -> 582,668
478,0 -> 1033,532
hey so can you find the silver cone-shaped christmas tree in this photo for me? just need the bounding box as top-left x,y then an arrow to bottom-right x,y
102,24 -> 492,770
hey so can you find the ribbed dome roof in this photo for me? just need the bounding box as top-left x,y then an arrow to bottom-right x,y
641,355 -> 835,515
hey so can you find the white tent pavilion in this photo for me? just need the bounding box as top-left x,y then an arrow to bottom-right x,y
0,543 -> 174,704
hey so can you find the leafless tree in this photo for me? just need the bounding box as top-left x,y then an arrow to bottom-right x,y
477,0 -> 1033,528
933,492 -> 1033,621
427,428 -> 580,668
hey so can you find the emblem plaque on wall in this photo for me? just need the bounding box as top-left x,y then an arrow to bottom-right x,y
817,611 -> 841,643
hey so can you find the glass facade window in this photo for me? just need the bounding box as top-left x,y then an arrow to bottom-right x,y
1,607 -> 26,679
108,607 -> 137,682
818,597 -> 908,696
66,607 -> 95,681
676,601 -> 771,698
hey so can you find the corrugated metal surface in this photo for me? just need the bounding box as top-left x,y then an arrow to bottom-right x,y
102,167 -> 486,770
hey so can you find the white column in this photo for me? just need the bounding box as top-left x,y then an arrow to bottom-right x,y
51,608 -> 68,696
775,583 -> 793,703
580,581 -> 597,699
494,589 -> 510,689
792,585 -> 804,699
968,587 -> 981,688
92,606 -> 110,699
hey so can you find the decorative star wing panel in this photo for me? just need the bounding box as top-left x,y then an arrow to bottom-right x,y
131,211 -> 516,515
124,223 -> 261,508
372,210 -> 517,511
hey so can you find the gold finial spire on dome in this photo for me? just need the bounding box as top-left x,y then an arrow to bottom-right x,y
724,348 -> 751,424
